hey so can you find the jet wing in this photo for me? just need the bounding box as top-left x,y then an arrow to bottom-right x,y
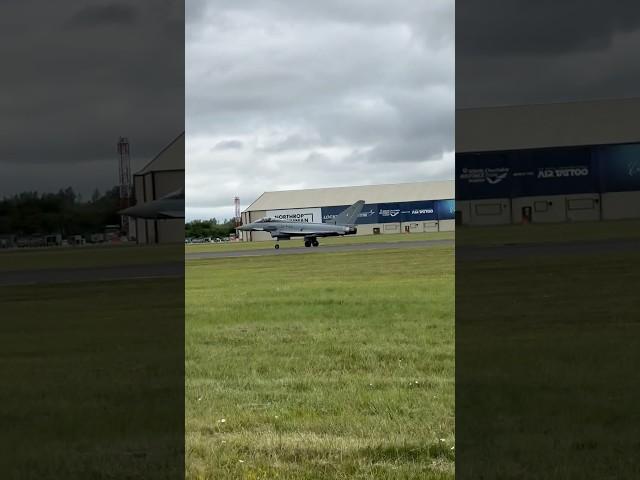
119,197 -> 185,219
157,210 -> 184,219
119,206 -> 185,219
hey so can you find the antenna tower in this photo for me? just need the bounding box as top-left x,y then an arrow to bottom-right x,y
233,196 -> 241,228
117,137 -> 132,208
117,137 -> 132,234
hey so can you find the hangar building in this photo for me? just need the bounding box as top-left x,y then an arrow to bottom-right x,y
456,98 -> 640,226
240,181 -> 455,242
130,132 -> 184,243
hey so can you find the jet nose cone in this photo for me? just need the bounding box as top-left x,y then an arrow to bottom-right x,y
119,205 -> 140,216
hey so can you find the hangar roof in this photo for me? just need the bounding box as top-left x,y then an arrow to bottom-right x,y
457,98 -> 640,153
136,132 -> 185,175
244,180 -> 454,212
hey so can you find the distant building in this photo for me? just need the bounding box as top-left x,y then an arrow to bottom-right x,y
130,133 -> 184,243
241,181 -> 454,242
456,99 -> 640,225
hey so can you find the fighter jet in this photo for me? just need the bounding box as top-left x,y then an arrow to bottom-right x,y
119,188 -> 185,219
238,200 -> 365,249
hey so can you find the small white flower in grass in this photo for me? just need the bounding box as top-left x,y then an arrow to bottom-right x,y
218,418 -> 226,423
450,446 -> 455,450
197,396 -> 202,402
415,381 -> 419,384
274,415 -> 279,419
439,438 -> 446,442
238,460 -> 245,463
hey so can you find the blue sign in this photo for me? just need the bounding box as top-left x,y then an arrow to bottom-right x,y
437,199 -> 455,220
457,146 -> 600,200
322,204 -> 379,224
457,152 -> 513,200
378,201 -> 437,222
321,200 -> 452,224
595,143 -> 640,193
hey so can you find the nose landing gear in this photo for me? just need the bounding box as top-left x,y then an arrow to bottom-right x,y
274,244 -> 280,249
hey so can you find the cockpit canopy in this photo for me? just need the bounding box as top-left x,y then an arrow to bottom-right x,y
254,216 -> 277,223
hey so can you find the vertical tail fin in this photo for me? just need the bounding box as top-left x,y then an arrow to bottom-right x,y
332,200 -> 365,225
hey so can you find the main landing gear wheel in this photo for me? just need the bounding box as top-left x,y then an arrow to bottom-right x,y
274,244 -> 280,249
304,240 -> 312,248
312,240 -> 319,247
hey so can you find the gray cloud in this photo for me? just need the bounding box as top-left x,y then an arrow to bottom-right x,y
67,3 -> 140,28
186,0 -> 455,220
213,140 -> 244,150
1,0 -> 183,197
457,1 -> 640,56
457,0 -> 640,107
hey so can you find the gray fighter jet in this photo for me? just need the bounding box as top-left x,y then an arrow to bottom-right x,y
238,200 -> 365,249
119,188 -> 185,219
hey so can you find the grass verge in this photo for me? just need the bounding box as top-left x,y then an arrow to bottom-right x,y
457,218 -> 640,246
0,279 -> 184,479
186,246 -> 454,479
185,231 -> 454,254
0,243 -> 181,272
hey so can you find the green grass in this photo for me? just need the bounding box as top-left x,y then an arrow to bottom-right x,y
0,243 -> 181,272
0,279 -> 184,479
456,245 -> 640,478
457,218 -> 640,246
186,245 -> 454,479
185,231 -> 454,254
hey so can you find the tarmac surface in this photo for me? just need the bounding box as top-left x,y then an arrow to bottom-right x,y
185,239 -> 454,259
1,262 -> 183,286
6,238 -> 633,285
457,238 -> 640,260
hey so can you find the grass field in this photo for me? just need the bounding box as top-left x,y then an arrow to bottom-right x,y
457,218 -> 640,246
456,228 -> 640,477
0,278 -> 184,479
0,243 -> 180,272
186,245 -> 454,479
185,231 -> 454,253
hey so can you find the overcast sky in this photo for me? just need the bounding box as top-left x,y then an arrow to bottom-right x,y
186,0 -> 455,221
457,0 -> 640,107
7,2 -> 636,217
1,0 -> 183,199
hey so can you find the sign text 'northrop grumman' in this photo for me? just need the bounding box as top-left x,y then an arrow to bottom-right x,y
266,208 -> 322,223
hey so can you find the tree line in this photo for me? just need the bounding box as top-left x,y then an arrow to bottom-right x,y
185,218 -> 237,239
1,187 -> 238,239
0,187 -> 121,236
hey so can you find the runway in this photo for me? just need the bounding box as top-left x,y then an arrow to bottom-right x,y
457,238 -> 640,260
185,236 -> 639,261
0,262 -> 183,286
186,239 -> 454,259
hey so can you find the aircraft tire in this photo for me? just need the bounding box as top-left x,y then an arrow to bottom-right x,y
275,244 -> 279,249
312,240 -> 319,247
304,240 -> 311,247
